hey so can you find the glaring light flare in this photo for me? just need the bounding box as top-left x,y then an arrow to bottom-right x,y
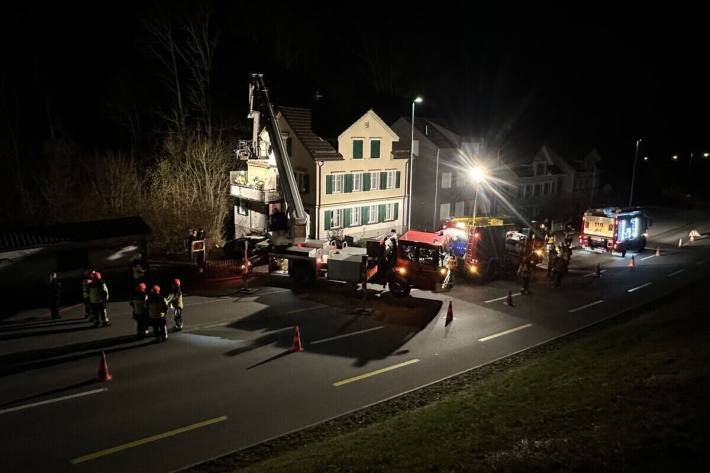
468,165 -> 488,183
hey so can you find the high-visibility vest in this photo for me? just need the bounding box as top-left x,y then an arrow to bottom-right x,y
171,289 -> 184,309
130,294 -> 147,316
148,295 -> 168,319
88,281 -> 108,304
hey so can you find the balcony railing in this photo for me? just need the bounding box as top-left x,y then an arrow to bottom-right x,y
230,184 -> 282,203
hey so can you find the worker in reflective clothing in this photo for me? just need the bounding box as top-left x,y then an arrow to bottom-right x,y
167,278 -> 184,331
88,272 -> 110,327
130,283 -> 149,338
148,285 -> 169,342
81,270 -> 93,319
517,257 -> 533,295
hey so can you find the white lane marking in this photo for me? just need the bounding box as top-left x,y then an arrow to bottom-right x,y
568,299 -> 604,313
333,359 -> 420,387
639,254 -> 656,261
310,326 -> 384,345
583,269 -> 607,278
478,323 -> 533,342
484,292 -> 522,304
0,388 -> 108,415
286,304 -> 327,314
667,269 -> 686,277
627,282 -> 653,293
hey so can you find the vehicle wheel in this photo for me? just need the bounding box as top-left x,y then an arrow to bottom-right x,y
389,276 -> 411,297
290,261 -> 315,287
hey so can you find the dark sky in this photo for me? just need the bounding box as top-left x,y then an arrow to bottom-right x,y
1,1 -> 708,171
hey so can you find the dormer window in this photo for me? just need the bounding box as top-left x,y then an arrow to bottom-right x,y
535,162 -> 546,176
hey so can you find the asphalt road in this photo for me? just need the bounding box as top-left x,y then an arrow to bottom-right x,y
1,210 -> 709,473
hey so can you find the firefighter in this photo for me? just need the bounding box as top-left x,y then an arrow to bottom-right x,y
48,272 -> 61,319
81,270 -> 93,319
167,278 -> 184,330
547,245 -> 558,280
88,272 -> 110,327
130,283 -> 149,339
552,254 -> 566,288
147,285 -> 169,342
517,257 -> 532,295
130,254 -> 147,284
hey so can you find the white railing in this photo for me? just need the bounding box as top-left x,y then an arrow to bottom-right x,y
230,184 -> 281,203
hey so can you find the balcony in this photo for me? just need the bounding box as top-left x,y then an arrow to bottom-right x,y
230,184 -> 281,203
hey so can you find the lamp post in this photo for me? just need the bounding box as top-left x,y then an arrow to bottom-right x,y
628,138 -> 642,207
407,96 -> 423,232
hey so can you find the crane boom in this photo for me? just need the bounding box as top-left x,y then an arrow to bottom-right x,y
248,73 -> 308,241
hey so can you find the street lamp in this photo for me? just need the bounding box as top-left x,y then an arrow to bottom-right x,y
468,164 -> 489,224
628,138 -> 642,207
407,96 -> 423,232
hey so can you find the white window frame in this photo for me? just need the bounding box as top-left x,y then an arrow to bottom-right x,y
369,138 -> 381,158
332,209 -> 343,228
236,200 -> 248,216
353,172 -> 363,192
333,174 -> 344,193
368,204 -> 378,223
441,172 -> 452,189
385,203 -> 394,221
351,207 -> 361,226
386,170 -> 396,189
440,202 -> 450,220
370,171 -> 380,190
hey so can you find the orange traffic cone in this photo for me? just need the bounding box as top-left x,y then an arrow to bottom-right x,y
291,325 -> 303,352
595,263 -> 602,277
445,301 -> 453,327
655,247 -> 660,257
505,290 -> 514,307
96,351 -> 112,382
628,255 -> 635,268
678,238 -> 683,248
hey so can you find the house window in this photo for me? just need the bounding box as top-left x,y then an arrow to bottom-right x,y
455,173 -> 464,188
535,163 -> 545,176
351,207 -> 361,226
333,174 -> 344,193
543,182 -> 550,195
370,172 -> 379,190
370,139 -> 380,158
353,172 -> 363,192
455,201 -> 464,216
236,199 -> 248,216
551,182 -> 556,194
386,170 -> 396,189
441,172 -> 452,189
534,183 -> 541,196
439,202 -> 451,220
526,184 -> 532,197
368,204 -> 378,223
296,171 -> 310,193
385,203 -> 394,220
353,139 -> 364,159
332,209 -> 343,228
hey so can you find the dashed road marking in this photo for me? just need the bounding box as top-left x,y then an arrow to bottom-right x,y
667,269 -> 686,277
627,282 -> 653,293
484,292 -> 522,304
639,254 -> 656,261
0,388 -> 107,416
310,326 -> 384,345
583,269 -> 607,278
333,359 -> 420,387
70,416 -> 228,464
478,323 -> 533,342
569,299 -> 604,313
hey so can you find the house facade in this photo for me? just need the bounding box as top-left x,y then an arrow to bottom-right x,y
230,107 -> 406,242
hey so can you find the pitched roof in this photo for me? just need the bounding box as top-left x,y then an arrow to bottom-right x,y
414,118 -> 459,149
0,216 -> 151,252
278,106 -> 343,161
338,109 -> 399,141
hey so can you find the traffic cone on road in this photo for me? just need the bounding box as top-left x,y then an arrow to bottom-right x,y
291,325 -> 303,352
96,351 -> 112,382
595,263 -> 602,277
628,256 -> 636,268
505,290 -> 514,307
655,247 -> 660,257
445,301 -> 453,327
678,238 -> 683,248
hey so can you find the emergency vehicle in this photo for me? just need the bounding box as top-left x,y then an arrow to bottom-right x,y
580,207 -> 651,255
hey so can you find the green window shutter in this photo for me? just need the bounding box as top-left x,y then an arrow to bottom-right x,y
344,173 -> 353,193
324,211 -> 332,230
353,140 -> 363,159
303,174 -> 310,193
378,204 -> 386,223
344,208 -> 351,227
396,171 -> 401,188
371,140 -> 380,158
394,203 -> 399,220
361,205 -> 369,224
363,172 -> 371,191
326,175 -> 333,194
380,172 -> 387,189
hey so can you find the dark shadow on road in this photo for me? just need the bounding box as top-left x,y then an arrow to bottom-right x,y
0,379 -> 97,409
246,349 -> 294,370
0,324 -> 96,341
0,317 -> 89,332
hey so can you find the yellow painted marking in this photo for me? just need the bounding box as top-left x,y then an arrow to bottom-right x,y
333,359 -> 420,387
70,416 -> 227,464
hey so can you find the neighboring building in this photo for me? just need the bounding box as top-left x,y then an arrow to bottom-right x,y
230,107 -> 407,242
390,117 -> 482,231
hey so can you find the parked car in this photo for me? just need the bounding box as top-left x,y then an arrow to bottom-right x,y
223,236 -> 269,263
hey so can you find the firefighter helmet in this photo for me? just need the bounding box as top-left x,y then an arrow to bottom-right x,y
94,271 -> 102,280
151,285 -> 161,295
137,283 -> 147,294
172,278 -> 181,288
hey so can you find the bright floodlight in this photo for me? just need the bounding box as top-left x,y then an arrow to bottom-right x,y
414,96 -> 423,103
469,165 -> 488,182
643,156 -> 649,161
704,152 -> 709,158
672,155 -> 679,161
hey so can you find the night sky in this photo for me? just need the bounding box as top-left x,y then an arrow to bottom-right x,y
1,2 -> 707,179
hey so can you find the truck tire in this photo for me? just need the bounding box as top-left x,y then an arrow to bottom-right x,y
290,260 -> 315,287
389,276 -> 411,297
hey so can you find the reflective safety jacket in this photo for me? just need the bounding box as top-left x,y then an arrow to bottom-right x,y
82,278 -> 91,299
130,294 -> 147,316
88,280 -> 109,304
170,288 -> 184,309
147,294 -> 168,319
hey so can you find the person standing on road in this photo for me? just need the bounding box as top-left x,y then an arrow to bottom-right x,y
81,270 -> 93,319
130,282 -> 149,339
167,278 -> 184,331
88,272 -> 111,327
552,254 -> 566,288
147,285 -> 169,342
518,257 -> 532,295
48,272 -> 61,319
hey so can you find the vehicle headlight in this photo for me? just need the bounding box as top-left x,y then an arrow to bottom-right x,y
469,265 -> 478,273
535,249 -> 543,256
396,267 -> 406,275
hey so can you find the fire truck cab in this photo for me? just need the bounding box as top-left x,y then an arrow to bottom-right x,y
580,207 -> 651,255
389,230 -> 453,297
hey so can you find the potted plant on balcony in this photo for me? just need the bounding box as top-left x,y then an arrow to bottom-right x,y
252,176 -> 265,190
